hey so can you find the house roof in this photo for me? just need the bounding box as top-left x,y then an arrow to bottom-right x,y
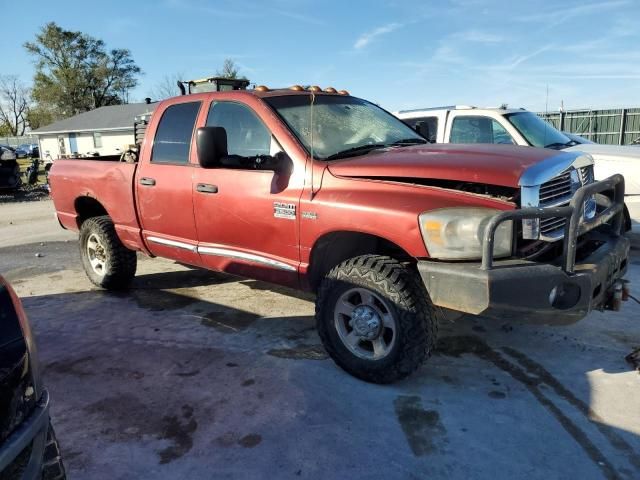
32,102 -> 157,135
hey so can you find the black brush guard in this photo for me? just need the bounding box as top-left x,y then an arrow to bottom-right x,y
417,174 -> 629,323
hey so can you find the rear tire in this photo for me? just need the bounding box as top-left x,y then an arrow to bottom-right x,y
79,216 -> 136,289
316,255 -> 438,384
42,422 -> 66,480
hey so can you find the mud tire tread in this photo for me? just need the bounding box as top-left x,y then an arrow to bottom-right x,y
316,254 -> 438,384
79,215 -> 136,290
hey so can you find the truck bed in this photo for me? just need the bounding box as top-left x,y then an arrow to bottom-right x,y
48,159 -> 146,252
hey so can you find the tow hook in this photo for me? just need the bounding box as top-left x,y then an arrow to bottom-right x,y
607,280 -> 629,311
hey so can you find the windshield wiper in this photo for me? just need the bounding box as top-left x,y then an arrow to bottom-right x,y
325,144 -> 387,160
389,138 -> 428,146
543,141 -> 574,149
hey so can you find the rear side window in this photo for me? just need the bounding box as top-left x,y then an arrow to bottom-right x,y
405,116 -> 438,143
206,102 -> 271,158
151,102 -> 201,164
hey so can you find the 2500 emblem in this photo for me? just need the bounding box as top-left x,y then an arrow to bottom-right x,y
274,202 -> 296,219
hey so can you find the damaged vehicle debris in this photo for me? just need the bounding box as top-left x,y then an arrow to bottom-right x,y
0,146 -> 22,190
0,276 -> 66,479
48,79 -> 630,383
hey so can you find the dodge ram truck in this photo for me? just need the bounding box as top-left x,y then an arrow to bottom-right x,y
49,83 -> 630,383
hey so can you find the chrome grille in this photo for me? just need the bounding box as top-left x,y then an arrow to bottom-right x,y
538,165 -> 595,239
579,164 -> 594,184
539,171 -> 573,205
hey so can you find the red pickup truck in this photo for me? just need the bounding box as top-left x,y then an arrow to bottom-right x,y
49,85 -> 630,383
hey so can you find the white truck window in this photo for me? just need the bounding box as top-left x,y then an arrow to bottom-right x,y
404,117 -> 438,143
450,116 -> 514,145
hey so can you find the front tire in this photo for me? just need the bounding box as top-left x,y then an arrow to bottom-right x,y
316,255 -> 438,384
79,216 -> 137,289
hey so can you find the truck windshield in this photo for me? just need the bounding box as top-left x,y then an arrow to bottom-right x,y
265,95 -> 426,160
505,112 -> 573,149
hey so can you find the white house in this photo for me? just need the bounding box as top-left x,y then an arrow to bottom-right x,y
32,102 -> 156,159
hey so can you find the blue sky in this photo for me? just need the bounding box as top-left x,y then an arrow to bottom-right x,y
2,0 -> 639,112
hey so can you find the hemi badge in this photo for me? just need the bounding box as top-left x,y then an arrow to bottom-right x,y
302,211 -> 318,220
274,202 -> 296,219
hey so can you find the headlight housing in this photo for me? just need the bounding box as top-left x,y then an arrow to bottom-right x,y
419,208 -> 513,260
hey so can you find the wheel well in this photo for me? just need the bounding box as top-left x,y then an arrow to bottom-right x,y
307,231 -> 413,291
74,196 -> 108,227
623,203 -> 632,232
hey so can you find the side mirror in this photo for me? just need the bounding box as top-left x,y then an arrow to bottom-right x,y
415,121 -> 430,141
196,126 -> 228,168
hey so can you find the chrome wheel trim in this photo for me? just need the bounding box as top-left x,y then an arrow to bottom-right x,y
334,287 -> 397,360
86,233 -> 108,277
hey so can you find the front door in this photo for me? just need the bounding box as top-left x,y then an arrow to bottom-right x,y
136,101 -> 202,265
192,100 -> 302,287
68,133 -> 78,154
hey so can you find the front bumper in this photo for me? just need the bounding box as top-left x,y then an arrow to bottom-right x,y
0,390 -> 50,479
418,174 -> 630,323
418,234 -> 629,323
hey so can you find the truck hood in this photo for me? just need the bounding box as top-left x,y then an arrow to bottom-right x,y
327,144 -> 571,188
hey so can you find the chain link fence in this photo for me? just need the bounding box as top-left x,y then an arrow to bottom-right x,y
0,135 -> 37,147
538,108 -> 640,145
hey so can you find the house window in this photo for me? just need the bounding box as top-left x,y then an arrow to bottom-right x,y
93,132 -> 103,148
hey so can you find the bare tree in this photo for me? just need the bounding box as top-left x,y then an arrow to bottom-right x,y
0,75 -> 29,136
149,72 -> 184,100
217,59 -> 240,79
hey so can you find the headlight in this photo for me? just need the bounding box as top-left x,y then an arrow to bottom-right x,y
419,208 -> 512,260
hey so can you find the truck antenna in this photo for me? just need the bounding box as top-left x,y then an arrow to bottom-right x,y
309,92 -> 316,200
544,84 -> 549,147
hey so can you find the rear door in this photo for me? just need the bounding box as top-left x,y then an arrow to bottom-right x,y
444,113 -> 517,145
192,100 -> 301,287
135,101 -> 202,265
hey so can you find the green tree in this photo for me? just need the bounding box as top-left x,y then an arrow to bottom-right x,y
24,22 -> 141,119
25,105 -> 55,131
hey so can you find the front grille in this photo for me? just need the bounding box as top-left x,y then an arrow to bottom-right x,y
539,171 -> 572,205
538,165 -> 595,239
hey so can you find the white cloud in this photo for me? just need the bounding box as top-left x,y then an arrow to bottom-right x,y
451,30 -> 503,43
516,0 -> 630,26
274,10 -> 326,25
354,23 -> 402,50
506,44 -> 554,69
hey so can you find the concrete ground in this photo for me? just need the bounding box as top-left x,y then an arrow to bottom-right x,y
1,197 -> 639,480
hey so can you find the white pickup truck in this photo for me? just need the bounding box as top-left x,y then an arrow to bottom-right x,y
395,106 -> 640,233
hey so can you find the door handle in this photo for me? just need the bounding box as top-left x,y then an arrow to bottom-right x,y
196,183 -> 218,194
140,177 -> 156,186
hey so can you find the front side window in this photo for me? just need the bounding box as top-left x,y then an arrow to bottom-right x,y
206,102 -> 271,158
450,116 -> 514,145
265,95 -> 426,160
151,102 -> 201,164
